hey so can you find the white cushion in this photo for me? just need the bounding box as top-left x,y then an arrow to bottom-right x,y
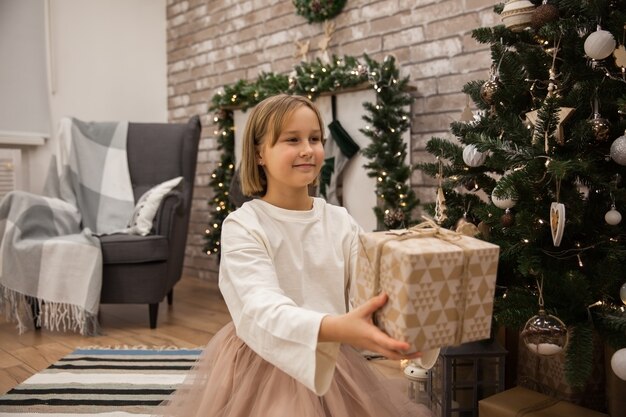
125,176 -> 183,236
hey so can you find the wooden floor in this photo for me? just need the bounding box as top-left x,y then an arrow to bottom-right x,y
0,276 -> 231,396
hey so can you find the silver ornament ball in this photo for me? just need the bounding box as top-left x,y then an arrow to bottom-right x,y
610,133 -> 626,165
621,282 -> 626,305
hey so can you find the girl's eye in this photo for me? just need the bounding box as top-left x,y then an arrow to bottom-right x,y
310,137 -> 321,142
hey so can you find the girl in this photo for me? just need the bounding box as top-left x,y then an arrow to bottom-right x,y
155,94 -> 432,417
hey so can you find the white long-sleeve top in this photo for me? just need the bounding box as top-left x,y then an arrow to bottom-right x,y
218,197 -> 361,396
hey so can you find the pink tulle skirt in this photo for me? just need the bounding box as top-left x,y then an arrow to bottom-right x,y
153,322 -> 432,417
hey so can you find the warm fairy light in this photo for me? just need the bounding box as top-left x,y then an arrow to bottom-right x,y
577,255 -> 583,267
213,223 -> 219,228
522,239 -> 530,243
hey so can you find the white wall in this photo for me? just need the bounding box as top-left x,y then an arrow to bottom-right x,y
28,0 -> 167,193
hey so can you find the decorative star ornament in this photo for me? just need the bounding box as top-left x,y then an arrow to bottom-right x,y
525,107 -> 575,152
294,39 -> 310,62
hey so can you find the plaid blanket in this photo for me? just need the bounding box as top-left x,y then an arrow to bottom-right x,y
0,118 -> 135,335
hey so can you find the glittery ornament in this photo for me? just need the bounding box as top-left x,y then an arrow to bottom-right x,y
584,26 -> 617,60
501,209 -> 515,227
610,132 -> 626,166
480,79 -> 499,105
590,113 -> 611,142
384,209 -> 405,230
531,1 -> 559,29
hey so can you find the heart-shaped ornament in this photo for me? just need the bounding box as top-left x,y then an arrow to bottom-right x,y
550,202 -> 566,247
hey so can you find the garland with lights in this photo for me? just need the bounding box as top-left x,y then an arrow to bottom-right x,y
204,54 -> 418,256
293,0 -> 347,23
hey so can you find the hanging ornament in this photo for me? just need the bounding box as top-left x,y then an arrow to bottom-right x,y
384,209 -> 405,230
589,97 -> 611,142
462,144 -> 487,167
531,0 -> 559,30
491,189 -> 517,209
620,282 -> 626,305
434,157 -> 447,224
589,112 -> 611,142
460,95 -> 474,122
521,276 -> 569,356
501,0 -> 535,32
501,208 -> 515,227
605,204 -> 622,225
525,107 -> 574,150
434,187 -> 447,224
584,25 -> 617,60
611,348 -> 626,381
610,131 -> 626,165
549,178 -> 565,247
480,79 -> 499,105
550,202 -> 565,246
524,39 -> 574,151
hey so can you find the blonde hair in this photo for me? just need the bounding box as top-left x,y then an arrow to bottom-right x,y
240,94 -> 325,197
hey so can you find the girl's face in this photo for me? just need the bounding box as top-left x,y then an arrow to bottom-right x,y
258,105 -> 324,195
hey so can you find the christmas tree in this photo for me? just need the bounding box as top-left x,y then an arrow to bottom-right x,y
417,0 -> 626,387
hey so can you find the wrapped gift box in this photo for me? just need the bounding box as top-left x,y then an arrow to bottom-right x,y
354,225 -> 499,353
478,386 -> 608,417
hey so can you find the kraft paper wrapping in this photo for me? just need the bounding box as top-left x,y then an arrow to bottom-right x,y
478,386 -> 608,417
354,223 -> 500,353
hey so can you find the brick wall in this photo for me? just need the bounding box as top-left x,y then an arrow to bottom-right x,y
166,0 -> 501,281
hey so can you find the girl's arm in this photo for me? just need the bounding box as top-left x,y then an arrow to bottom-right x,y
318,292 -> 421,360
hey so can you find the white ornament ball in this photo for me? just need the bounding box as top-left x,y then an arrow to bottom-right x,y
501,0 -> 535,32
462,145 -> 487,167
605,207 -> 622,225
611,348 -> 626,381
610,133 -> 626,166
491,190 -> 517,209
584,27 -> 616,60
621,282 -> 626,305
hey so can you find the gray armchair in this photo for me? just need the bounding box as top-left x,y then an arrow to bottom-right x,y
98,116 -> 201,328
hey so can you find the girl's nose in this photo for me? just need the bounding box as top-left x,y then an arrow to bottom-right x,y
300,142 -> 313,156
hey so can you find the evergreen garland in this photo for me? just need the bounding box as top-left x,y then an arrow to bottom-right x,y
293,0 -> 347,23
204,54 -> 418,255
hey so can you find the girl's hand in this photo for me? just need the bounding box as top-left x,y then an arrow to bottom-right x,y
319,292 -> 422,360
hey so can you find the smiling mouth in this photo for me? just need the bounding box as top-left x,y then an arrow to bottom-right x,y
293,164 -> 316,168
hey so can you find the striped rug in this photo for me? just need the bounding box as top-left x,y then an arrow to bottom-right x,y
0,348 -> 202,416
